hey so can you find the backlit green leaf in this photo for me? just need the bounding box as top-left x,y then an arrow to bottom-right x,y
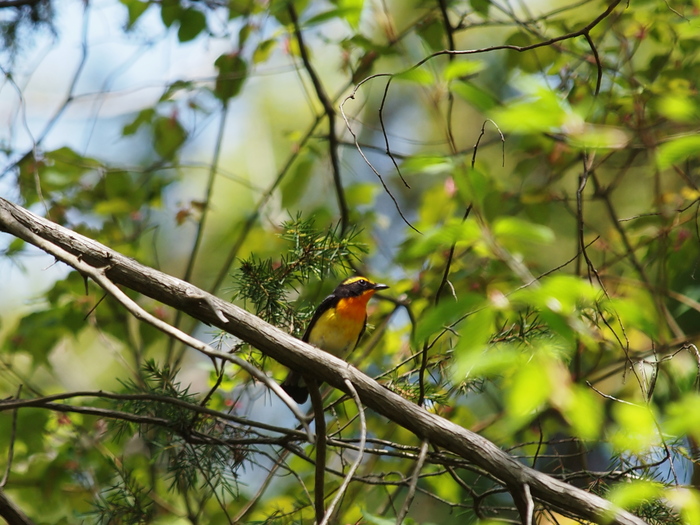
657,135 -> 700,169
443,60 -> 485,81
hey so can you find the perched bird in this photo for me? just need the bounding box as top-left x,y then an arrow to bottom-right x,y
281,276 -> 389,403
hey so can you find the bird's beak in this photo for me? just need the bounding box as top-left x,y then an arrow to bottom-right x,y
373,283 -> 389,291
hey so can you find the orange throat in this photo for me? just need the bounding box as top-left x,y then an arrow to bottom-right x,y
335,290 -> 376,322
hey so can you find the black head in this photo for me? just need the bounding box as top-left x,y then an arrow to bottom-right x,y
335,276 -> 389,297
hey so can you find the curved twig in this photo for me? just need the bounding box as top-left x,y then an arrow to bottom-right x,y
320,379 -> 366,525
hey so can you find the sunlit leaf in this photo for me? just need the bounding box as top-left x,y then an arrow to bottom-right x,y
506,358 -> 551,418
346,182 -> 378,206
414,293 -> 483,343
657,135 -> 700,169
666,394 -> 700,440
657,94 -> 698,123
306,6 -> 362,28
608,480 -> 664,510
493,216 -> 555,246
491,83 -> 567,133
400,154 -> 454,175
443,60 -> 485,81
402,218 -> 481,258
253,38 -> 277,64
610,403 -> 659,453
559,384 -> 602,440
394,68 -> 433,85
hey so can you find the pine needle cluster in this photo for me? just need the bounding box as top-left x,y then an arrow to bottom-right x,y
232,214 -> 366,334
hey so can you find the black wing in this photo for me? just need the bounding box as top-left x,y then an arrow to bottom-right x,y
301,293 -> 340,342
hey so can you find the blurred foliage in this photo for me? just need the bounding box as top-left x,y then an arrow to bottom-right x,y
1,0 -> 700,523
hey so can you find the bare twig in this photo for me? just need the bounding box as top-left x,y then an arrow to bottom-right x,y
288,3 -> 349,234
0,490 -> 35,525
339,79 -> 420,234
320,379 -> 367,525
308,378 -> 327,524
0,385 -> 21,488
395,439 -> 429,524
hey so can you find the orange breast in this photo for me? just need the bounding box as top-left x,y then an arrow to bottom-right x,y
307,291 -> 375,356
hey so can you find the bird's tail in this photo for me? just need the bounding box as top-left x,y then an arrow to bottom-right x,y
281,370 -> 309,404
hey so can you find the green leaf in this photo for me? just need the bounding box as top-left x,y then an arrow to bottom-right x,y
305,7 -> 362,28
491,86 -> 567,134
505,31 -> 558,72
450,80 -> 497,111
153,116 -> 187,158
657,94 -> 698,123
403,218 -> 481,258
120,0 -> 150,29
414,293 -> 483,343
270,0 -> 309,25
160,0 -> 181,27
400,154 -> 453,175
514,275 -> 598,315
657,135 -> 700,169
362,512 -> 395,525
416,16 -> 444,52
506,358 -> 551,419
123,108 -> 155,136
214,53 -> 248,102
453,309 -> 503,378
665,394 -> 700,440
280,150 -> 316,208
470,0 -> 490,17
492,216 -> 555,246
454,166 -> 491,208
6,237 -> 25,256
345,183 -> 378,206
560,384 -> 602,440
610,403 -> 659,453
608,480 -> 664,510
394,68 -> 433,85
160,80 -> 195,102
177,8 -> 206,42
10,309 -> 69,365
94,198 -> 133,216
607,294 -> 659,339
338,0 -> 364,29
253,38 -> 277,64
443,60 -> 484,81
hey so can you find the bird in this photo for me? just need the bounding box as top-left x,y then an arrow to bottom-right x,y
281,276 -> 389,403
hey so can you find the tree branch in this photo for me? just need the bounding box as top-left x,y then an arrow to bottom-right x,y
0,490 -> 35,525
0,196 -> 647,525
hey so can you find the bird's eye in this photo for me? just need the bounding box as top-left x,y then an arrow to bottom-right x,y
357,279 -> 367,286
